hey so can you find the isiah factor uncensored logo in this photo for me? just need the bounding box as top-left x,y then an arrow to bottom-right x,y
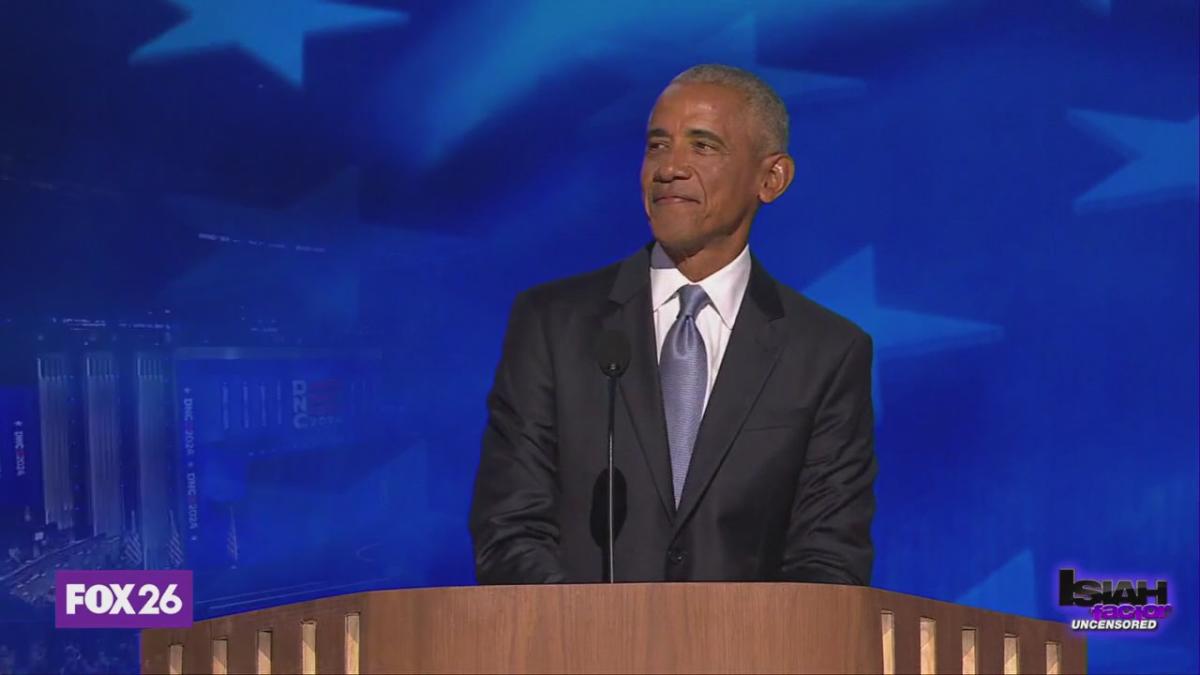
1058,569 -> 1172,631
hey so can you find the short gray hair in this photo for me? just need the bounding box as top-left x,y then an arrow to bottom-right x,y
670,64 -> 789,154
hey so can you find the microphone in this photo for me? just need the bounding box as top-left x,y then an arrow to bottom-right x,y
593,330 -> 630,582
594,330 -> 631,378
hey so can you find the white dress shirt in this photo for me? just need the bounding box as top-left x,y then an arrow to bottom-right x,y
649,242 -> 752,412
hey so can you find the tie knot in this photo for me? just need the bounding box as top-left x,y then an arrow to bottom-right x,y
676,284 -> 710,319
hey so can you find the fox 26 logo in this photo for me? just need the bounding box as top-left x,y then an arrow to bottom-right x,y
55,570 -> 193,629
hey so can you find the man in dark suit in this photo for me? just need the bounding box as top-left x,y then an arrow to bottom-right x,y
470,64 -> 876,585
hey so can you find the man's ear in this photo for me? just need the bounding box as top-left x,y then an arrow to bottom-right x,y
758,154 -> 795,204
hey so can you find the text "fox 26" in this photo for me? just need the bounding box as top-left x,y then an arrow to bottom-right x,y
55,569 -> 193,629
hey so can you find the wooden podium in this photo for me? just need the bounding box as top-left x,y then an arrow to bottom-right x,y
142,583 -> 1085,674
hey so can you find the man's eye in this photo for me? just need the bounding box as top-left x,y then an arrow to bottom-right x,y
694,142 -> 715,151
647,141 -> 666,151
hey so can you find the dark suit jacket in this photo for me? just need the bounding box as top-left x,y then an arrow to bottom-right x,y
469,243 -> 877,585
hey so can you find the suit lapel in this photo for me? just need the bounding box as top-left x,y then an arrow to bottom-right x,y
605,245 -> 675,520
672,256 -> 786,534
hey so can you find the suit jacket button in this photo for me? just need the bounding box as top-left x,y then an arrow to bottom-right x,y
667,548 -> 686,565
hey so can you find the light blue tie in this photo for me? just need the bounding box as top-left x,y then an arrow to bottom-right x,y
661,284 -> 710,507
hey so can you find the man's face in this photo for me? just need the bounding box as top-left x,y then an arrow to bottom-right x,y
641,82 -> 768,257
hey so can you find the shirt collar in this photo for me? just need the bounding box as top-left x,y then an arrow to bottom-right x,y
649,242 -> 752,330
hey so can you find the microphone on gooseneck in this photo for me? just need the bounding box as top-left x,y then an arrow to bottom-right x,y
592,329 -> 630,583
595,329 -> 631,379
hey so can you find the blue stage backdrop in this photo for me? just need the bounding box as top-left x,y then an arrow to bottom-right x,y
0,1 -> 1196,673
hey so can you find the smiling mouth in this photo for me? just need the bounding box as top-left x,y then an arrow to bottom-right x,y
654,196 -> 699,204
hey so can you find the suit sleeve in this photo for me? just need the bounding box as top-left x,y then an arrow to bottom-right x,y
779,331 -> 877,585
469,290 -> 568,584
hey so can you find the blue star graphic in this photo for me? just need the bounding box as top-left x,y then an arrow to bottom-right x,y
160,170 -> 363,321
803,247 -> 1004,416
165,168 -> 363,233
587,14 -> 865,129
161,170 -> 467,313
130,0 -> 408,87
956,548 -> 1038,618
1069,109 -> 1199,212
1079,0 -> 1110,15
374,3 -> 874,167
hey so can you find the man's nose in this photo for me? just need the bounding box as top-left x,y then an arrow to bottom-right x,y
654,147 -> 692,181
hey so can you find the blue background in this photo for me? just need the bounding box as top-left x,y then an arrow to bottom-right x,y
0,1 -> 1196,673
